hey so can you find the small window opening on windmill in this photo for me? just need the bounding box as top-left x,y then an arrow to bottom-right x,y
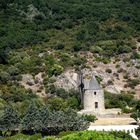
95,102 -> 98,109
94,92 -> 97,95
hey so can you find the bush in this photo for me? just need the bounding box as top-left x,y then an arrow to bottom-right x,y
105,91 -> 135,110
72,43 -> 82,52
131,52 -> 140,59
47,97 -> 67,111
1,133 -> 42,140
58,131 -> 134,140
95,76 -> 103,83
127,79 -> 140,89
82,114 -> 97,122
106,69 -> 112,73
107,80 -> 114,85
109,131 -> 134,140
7,66 -> 19,76
44,136 -> 56,140
67,97 -> 79,109
59,131 -> 77,137
0,72 -> 10,84
54,44 -> 65,50
48,64 -> 64,77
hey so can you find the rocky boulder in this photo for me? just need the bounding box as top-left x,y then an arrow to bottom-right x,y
54,70 -> 79,90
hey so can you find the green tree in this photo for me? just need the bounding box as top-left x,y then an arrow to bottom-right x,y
48,108 -> 89,133
0,106 -> 20,131
0,0 -> 14,9
47,97 -> 67,111
39,106 -> 49,130
21,102 -> 42,132
67,97 -> 79,109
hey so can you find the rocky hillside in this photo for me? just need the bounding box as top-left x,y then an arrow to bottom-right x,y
0,0 -> 140,111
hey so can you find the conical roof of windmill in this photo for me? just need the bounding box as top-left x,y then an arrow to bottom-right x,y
83,75 -> 101,90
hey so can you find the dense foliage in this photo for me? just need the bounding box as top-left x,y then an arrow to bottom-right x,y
45,131 -> 134,140
130,100 -> 140,124
0,0 -> 140,116
104,91 -> 138,113
1,131 -> 134,140
0,0 -> 140,64
0,106 -> 20,131
0,1 -> 140,139
0,103 -> 89,136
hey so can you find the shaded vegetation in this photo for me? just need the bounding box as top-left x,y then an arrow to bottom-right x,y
105,91 -> 138,113
0,103 -> 89,137
1,131 -> 134,140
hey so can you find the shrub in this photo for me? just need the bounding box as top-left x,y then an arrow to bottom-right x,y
116,64 -> 120,68
72,43 -> 82,52
58,131 -> 134,140
135,65 -> 140,69
67,97 -> 79,109
44,136 -> 56,140
0,72 -> 10,84
117,68 -> 124,73
127,79 -> 140,89
1,133 -> 42,140
107,80 -> 114,85
106,69 -> 112,73
47,97 -> 67,111
54,44 -> 65,50
82,114 -> 97,122
131,52 -> 140,59
7,66 -> 19,76
105,91 -> 134,110
95,76 -> 103,83
122,107 -> 132,114
90,46 -> 103,54
109,131 -> 134,139
48,64 -> 64,77
123,75 -> 128,80
59,131 -> 77,137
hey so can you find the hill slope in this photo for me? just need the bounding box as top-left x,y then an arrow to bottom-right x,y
0,0 -> 140,113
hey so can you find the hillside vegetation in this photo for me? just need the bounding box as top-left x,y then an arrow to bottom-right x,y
0,0 -> 140,117
0,0 -> 140,138
0,0 -> 139,88
0,0 -> 140,64
1,131 -> 134,140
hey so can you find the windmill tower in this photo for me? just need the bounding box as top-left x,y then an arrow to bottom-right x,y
82,75 -> 105,113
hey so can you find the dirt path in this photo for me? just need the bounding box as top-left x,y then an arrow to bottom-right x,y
91,117 -> 136,126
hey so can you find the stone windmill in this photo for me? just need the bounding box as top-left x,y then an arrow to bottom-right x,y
79,72 -> 105,114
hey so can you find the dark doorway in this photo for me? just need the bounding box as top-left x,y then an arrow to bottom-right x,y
95,102 -> 98,108
94,92 -> 96,95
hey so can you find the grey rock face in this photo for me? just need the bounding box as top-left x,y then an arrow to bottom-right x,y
54,70 -> 79,90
